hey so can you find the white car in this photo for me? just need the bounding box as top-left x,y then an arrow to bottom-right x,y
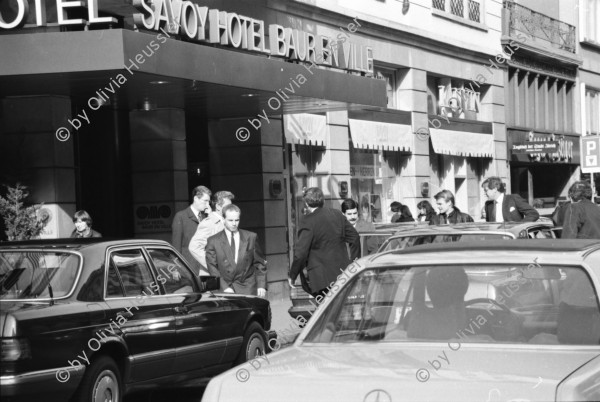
202,240 -> 600,402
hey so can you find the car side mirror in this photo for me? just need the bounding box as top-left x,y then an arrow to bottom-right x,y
199,276 -> 220,292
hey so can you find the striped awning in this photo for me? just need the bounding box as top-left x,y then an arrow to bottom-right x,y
349,119 -> 412,152
283,114 -> 328,146
429,128 -> 494,157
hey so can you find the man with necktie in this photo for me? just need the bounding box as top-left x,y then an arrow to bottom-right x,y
482,177 -> 539,223
171,186 -> 211,275
205,204 -> 267,297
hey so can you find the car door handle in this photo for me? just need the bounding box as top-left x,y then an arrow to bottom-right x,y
174,306 -> 188,314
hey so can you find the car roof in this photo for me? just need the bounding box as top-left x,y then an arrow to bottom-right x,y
359,239 -> 600,268
379,221 -> 554,237
0,238 -> 172,251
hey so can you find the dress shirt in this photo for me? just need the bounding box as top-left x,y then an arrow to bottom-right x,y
495,193 -> 505,222
190,205 -> 201,221
225,230 -> 240,263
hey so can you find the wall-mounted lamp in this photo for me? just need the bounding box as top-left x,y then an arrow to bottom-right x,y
339,181 -> 348,198
420,182 -> 429,198
269,179 -> 282,197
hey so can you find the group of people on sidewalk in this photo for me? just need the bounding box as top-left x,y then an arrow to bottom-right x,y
72,175 -> 598,302
171,186 -> 267,297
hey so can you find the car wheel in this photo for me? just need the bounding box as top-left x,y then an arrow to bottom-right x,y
235,322 -> 267,364
71,356 -> 122,402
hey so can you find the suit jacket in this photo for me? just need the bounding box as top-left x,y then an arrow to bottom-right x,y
188,211 -> 224,270
561,199 -> 600,239
429,208 -> 474,225
290,207 -> 360,293
171,207 -> 202,274
484,194 -> 539,223
205,229 -> 267,295
355,219 -> 378,255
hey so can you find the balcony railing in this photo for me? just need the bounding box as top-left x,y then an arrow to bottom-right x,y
503,0 -> 576,53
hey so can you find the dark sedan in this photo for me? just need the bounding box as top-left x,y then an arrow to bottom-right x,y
0,239 -> 271,402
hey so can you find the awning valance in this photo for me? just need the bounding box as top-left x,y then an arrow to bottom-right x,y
283,114 -> 328,146
348,119 -> 412,152
429,128 -> 494,158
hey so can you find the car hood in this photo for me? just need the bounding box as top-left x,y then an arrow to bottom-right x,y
204,344 -> 600,402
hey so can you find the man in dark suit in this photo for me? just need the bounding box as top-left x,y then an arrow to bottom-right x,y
562,181 -> 600,239
482,177 -> 539,223
341,198 -> 378,255
172,186 -> 211,275
205,204 -> 267,296
289,188 -> 360,298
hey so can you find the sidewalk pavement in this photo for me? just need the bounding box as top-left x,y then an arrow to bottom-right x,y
269,297 -> 302,346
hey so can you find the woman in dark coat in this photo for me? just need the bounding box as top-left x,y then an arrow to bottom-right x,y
417,200 -> 436,222
396,205 -> 416,222
70,210 -> 102,238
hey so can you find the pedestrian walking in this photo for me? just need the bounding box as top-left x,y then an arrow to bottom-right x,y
289,187 -> 360,298
189,191 -> 235,275
172,186 -> 211,275
561,181 -> 600,239
205,204 -> 267,296
396,204 -> 415,222
429,190 -> 474,225
341,198 -> 378,255
70,210 -> 102,238
417,200 -> 436,223
482,177 -> 539,222
390,201 -> 403,223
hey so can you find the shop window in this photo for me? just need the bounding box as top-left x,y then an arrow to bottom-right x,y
427,76 -> 482,121
374,67 -> 397,109
350,149 -> 407,223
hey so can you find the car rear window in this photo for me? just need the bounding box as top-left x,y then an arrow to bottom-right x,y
0,251 -> 81,300
304,264 -> 600,346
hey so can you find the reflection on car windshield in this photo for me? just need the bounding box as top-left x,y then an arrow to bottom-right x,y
304,265 -> 600,346
380,234 -> 513,252
0,251 -> 80,300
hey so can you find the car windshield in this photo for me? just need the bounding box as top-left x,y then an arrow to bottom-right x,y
304,264 -> 600,346
379,233 -> 513,252
0,251 -> 81,300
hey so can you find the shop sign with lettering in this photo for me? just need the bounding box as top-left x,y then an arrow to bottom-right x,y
509,131 -> 577,164
134,204 -> 173,233
0,0 -> 373,74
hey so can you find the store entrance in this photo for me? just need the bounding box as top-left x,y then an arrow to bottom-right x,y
511,165 -> 577,208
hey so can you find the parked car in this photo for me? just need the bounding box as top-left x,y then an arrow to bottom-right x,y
378,221 -> 559,252
289,221 -> 558,321
0,238 -> 271,402
204,240 -> 600,402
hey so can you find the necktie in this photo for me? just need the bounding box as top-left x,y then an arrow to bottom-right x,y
230,233 -> 236,263
491,202 -> 496,222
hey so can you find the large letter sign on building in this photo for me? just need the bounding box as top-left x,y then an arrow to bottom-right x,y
581,136 -> 600,173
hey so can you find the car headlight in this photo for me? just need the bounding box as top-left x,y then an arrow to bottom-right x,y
1,338 -> 31,361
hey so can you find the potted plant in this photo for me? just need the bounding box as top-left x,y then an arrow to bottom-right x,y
0,184 -> 46,241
